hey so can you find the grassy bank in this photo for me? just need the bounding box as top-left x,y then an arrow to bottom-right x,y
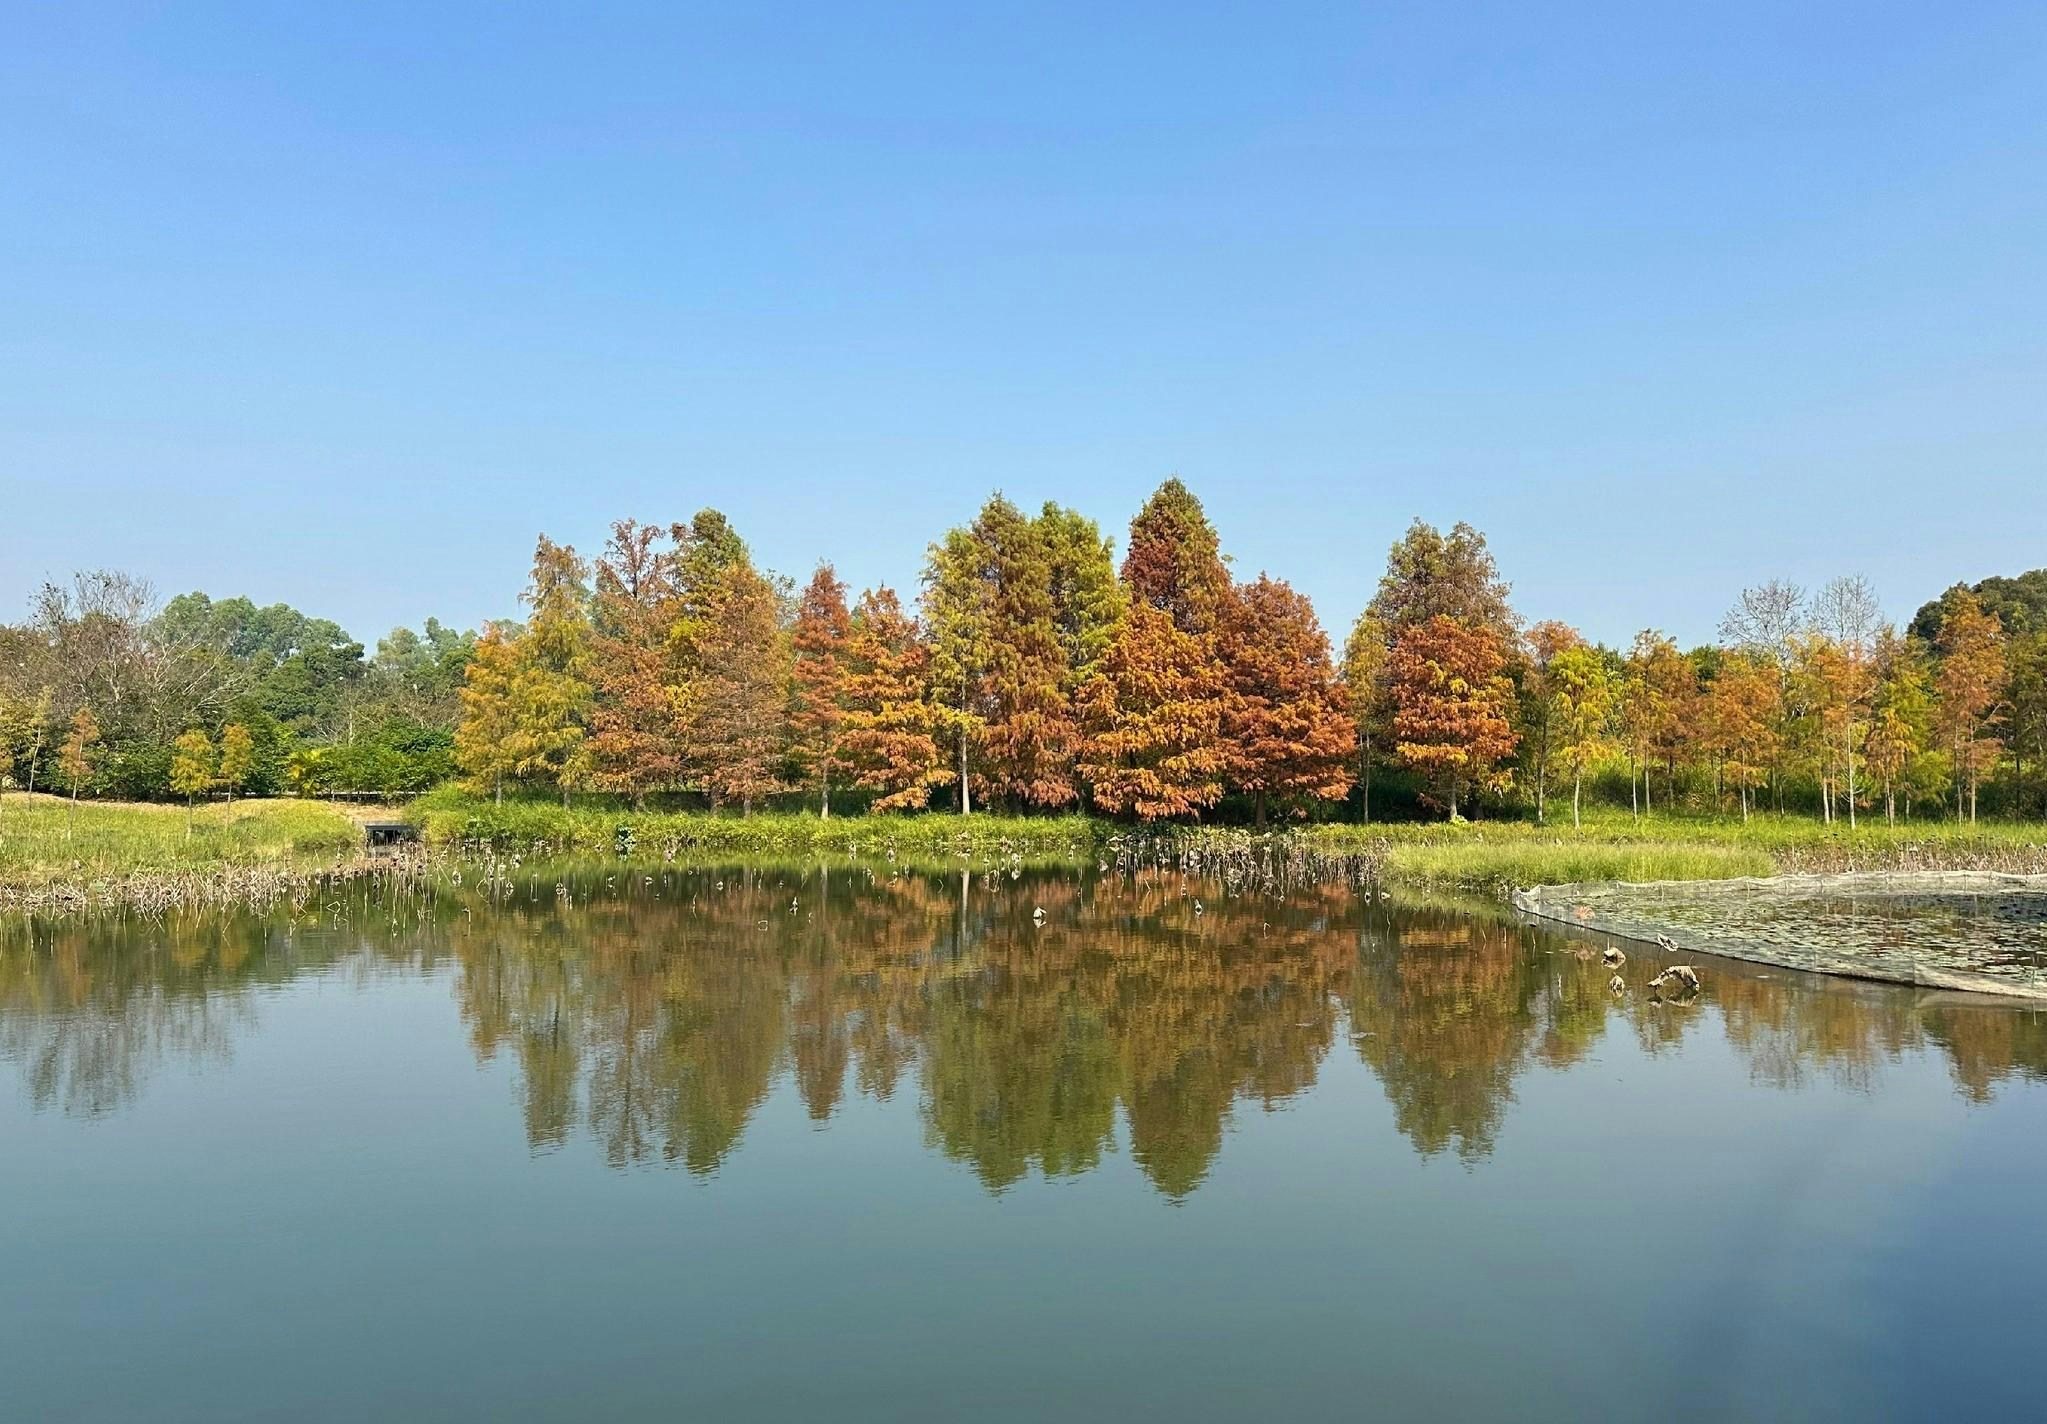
405,787 -> 1111,864
0,793 -> 370,910
1297,809 -> 2047,892
411,791 -> 2047,893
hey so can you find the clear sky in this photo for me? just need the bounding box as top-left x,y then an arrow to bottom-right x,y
5,2 -> 2044,650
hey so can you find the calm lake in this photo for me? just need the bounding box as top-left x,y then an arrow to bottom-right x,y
5,863 -> 2047,1422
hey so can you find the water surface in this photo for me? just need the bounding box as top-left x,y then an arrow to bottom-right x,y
5,865 -> 2047,1421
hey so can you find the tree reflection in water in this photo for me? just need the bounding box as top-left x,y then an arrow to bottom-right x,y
5,865 -> 2047,1194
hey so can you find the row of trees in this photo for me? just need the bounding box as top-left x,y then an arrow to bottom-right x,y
1509,577 -> 2041,826
10,482 -> 2041,823
0,573 -> 475,801
456,481 -> 2047,824
454,484 -> 1457,821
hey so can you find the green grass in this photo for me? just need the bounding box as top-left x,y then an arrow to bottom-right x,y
0,792 -> 362,892
1295,807 -> 2047,892
406,787 -> 1111,865
417,790 -> 2047,892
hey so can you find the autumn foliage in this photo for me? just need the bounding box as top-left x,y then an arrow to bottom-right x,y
426,482 -> 2040,826
1217,575 -> 1353,822
1387,616 -> 1518,817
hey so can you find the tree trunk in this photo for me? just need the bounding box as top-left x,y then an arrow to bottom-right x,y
821,779 -> 831,820
1572,769 -> 1583,829
1846,739 -> 1857,830
1255,789 -> 1267,829
958,728 -> 971,815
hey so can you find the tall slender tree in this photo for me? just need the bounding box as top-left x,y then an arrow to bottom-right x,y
1338,613 -> 1391,823
1548,643 -> 1615,828
978,498 -> 1079,809
456,624 -> 524,804
687,561 -> 791,813
789,564 -> 852,816
516,536 -> 595,806
1934,589 -> 2007,823
58,704 -> 100,835
1866,628 -> 1931,824
1036,503 -> 1124,695
920,524 -> 992,814
1707,651 -> 1780,821
170,727 -> 217,827
1518,620 -> 1585,824
589,519 -> 684,806
218,722 -> 254,801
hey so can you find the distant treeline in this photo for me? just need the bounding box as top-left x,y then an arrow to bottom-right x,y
5,482 -> 2044,823
0,577 -> 472,800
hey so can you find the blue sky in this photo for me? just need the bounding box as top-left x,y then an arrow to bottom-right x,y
5,2 -> 2044,649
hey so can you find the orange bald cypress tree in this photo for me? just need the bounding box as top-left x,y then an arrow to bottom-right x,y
686,561 -> 791,813
1122,477 -> 1230,637
1078,603 -> 1229,820
1388,615 -> 1518,819
840,586 -> 947,810
589,519 -> 683,806
789,564 -> 852,816
1217,575 -> 1353,824
1934,589 -> 2007,823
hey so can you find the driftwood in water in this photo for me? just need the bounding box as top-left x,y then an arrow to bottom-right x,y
1649,964 -> 1701,994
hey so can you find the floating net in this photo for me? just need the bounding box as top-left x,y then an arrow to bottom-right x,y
1514,872 -> 2047,998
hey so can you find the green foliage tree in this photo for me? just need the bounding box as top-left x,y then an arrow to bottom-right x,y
975,497 -> 1078,810
1367,519 -> 1517,643
1546,643 -> 1614,827
169,728 -> 218,826
920,524 -> 993,813
1036,503 -> 1124,694
218,723 -> 254,801
1338,613 -> 1391,823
